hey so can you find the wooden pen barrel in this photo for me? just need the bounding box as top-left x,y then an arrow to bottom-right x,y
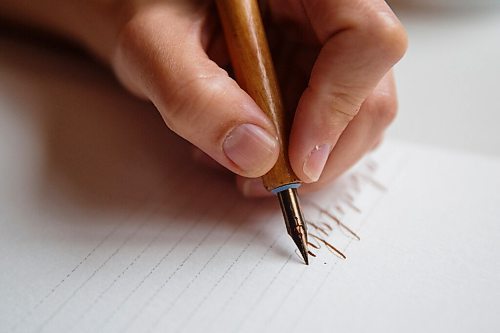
216,0 -> 300,191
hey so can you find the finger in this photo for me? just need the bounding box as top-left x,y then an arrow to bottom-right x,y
371,134 -> 384,151
237,176 -> 271,198
241,72 -> 396,197
289,0 -> 407,183
297,71 -> 398,193
267,0 -> 318,44
191,147 -> 227,172
112,6 -> 279,178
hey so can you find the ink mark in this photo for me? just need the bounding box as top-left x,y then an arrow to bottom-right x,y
343,196 -> 362,213
306,201 -> 360,241
320,222 -> 333,232
302,159 -> 387,262
307,241 -> 320,250
308,251 -> 317,257
335,204 -> 345,215
365,159 -> 378,171
345,192 -> 355,201
359,173 -> 387,191
307,221 -> 329,237
310,234 -> 346,259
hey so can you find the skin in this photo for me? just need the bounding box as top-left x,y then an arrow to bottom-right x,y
0,0 -> 408,197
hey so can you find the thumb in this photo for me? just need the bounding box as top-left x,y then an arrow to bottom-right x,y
112,8 -> 279,177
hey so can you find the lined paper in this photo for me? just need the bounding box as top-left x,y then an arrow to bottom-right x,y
1,33 -> 500,333
2,136 -> 395,332
2,139 -> 500,332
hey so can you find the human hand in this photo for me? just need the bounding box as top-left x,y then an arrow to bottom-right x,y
151,0 -> 407,196
4,0 -> 406,196
232,1 -> 407,196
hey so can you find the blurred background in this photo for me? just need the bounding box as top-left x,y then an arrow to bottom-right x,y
388,0 -> 500,156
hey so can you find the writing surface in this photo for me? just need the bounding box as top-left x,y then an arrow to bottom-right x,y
1,33 -> 499,333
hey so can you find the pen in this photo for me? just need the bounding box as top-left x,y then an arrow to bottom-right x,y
216,0 -> 309,264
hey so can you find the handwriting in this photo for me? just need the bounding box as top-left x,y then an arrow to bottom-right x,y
302,159 -> 386,262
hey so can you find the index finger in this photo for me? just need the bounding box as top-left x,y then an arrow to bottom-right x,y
287,0 -> 407,182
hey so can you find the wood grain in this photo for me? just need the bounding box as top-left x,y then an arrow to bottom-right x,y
216,0 -> 300,191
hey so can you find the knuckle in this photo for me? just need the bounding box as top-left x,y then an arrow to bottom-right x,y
161,74 -> 227,134
115,6 -> 167,58
331,105 -> 356,124
325,89 -> 362,123
116,11 -> 150,54
112,9 -> 165,102
309,83 -> 364,122
366,12 -> 408,62
369,91 -> 398,126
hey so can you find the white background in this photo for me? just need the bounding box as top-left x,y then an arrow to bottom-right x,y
389,1 -> 500,156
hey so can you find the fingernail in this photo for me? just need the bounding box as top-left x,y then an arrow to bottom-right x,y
223,124 -> 278,175
303,144 -> 332,182
241,178 -> 269,197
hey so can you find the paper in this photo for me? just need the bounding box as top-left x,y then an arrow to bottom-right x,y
1,34 -> 500,333
2,137 -> 500,332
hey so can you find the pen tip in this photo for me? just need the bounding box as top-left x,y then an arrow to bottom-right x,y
276,188 -> 309,265
295,227 -> 309,265
302,249 -> 309,265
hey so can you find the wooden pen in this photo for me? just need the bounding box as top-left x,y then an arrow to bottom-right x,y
216,0 -> 309,264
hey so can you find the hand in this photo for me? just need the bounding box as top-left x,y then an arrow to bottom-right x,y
1,0 -> 407,196
236,0 -> 408,196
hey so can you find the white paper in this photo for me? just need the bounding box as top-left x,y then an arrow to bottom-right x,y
1,34 -> 500,333
2,137 -> 500,333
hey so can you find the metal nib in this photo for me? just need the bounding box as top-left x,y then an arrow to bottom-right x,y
277,188 -> 309,265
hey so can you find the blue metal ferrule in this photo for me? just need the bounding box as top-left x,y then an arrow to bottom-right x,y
270,183 -> 302,195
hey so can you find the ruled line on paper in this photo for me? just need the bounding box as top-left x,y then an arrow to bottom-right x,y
267,260 -> 309,325
146,201 -> 259,333
35,214 -> 151,333
196,234 -> 286,331
121,209 -> 231,331
66,205 -> 168,332
97,216 -> 199,331
12,140 -> 188,333
15,150 -> 393,333
20,156 -> 197,333
101,182 -> 237,332
98,183 -> 228,331
234,163 -> 389,331
234,253 -> 292,332
287,159 -> 406,333
177,159 -> 388,332
146,198 -> 244,332
12,193 -> 158,332
176,225 -> 266,333
12,219 -> 122,332
66,167 -> 211,332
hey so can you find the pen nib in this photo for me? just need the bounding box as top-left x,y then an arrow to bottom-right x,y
294,225 -> 309,265
277,188 -> 309,265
